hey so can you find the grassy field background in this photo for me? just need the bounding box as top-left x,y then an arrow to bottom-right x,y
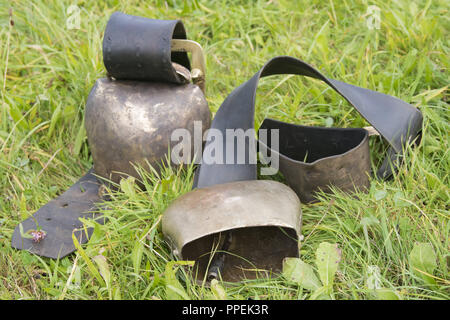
0,0 -> 448,300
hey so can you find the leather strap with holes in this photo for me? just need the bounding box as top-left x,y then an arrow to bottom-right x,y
11,169 -> 103,259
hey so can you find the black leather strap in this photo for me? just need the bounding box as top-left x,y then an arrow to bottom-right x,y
194,56 -> 422,201
11,169 -> 103,259
103,11 -> 190,83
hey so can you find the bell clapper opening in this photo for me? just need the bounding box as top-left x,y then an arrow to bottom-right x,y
207,231 -> 233,282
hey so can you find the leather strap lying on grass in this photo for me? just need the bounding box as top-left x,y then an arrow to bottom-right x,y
194,56 -> 423,202
11,169 -> 103,259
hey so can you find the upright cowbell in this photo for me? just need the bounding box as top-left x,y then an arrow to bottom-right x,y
11,12 -> 211,260
85,12 -> 211,185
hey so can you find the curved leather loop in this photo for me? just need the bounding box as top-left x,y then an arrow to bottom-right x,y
103,11 -> 190,83
195,56 -> 423,190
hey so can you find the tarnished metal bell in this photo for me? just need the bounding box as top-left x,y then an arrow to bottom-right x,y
85,75 -> 210,186
85,13 -> 211,185
162,180 -> 301,282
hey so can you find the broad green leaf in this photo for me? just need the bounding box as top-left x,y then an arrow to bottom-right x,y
409,242 -> 437,285
166,285 -> 191,300
424,170 -> 442,190
92,254 -> 111,288
282,257 -> 321,290
315,242 -> 342,293
309,286 -> 331,300
7,102 -> 28,130
89,222 -> 104,243
374,288 -> 401,300
210,279 -> 227,300
131,239 -> 145,274
85,221 -> 104,254
164,260 -> 194,300
120,176 -> 136,198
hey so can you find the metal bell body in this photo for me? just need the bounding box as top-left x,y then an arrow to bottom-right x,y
162,180 -> 302,282
85,78 -> 211,184
259,118 -> 371,203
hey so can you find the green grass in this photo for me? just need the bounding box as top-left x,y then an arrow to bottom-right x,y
0,0 -> 448,300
